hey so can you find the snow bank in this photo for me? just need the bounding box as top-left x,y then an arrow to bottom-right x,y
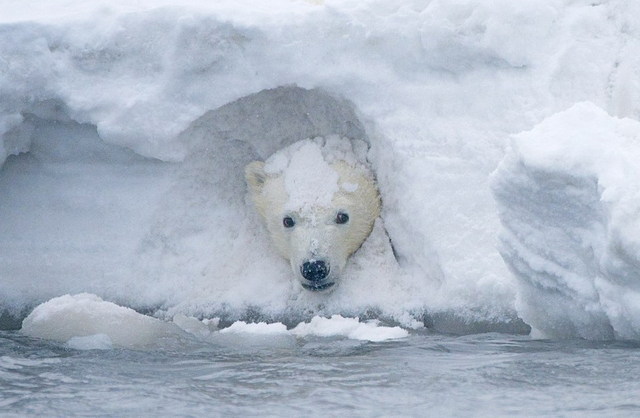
2,0 -> 640,336
492,102 -> 640,340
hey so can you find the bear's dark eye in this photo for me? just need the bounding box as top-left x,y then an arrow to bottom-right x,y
336,212 -> 349,224
283,216 -> 295,228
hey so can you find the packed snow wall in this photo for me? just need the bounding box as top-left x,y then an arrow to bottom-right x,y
1,0 -> 639,337
492,103 -> 640,340
0,85 -> 452,329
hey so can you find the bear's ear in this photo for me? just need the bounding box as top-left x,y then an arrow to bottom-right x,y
245,161 -> 267,196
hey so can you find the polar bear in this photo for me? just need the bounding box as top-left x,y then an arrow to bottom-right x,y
245,138 -> 380,291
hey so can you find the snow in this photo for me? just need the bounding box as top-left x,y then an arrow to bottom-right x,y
1,0 -> 640,339
262,136 -> 372,217
272,139 -> 341,213
199,314 -> 409,342
492,102 -> 640,340
66,334 -> 114,350
291,315 -> 408,341
219,321 -> 289,336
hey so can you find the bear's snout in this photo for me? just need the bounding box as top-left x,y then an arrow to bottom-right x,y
301,259 -> 329,282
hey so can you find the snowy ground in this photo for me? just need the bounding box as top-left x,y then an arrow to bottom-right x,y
1,0 -> 640,339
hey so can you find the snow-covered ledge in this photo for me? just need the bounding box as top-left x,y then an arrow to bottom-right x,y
492,102 -> 640,340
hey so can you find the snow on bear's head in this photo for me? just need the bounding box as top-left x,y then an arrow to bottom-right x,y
245,138 -> 380,292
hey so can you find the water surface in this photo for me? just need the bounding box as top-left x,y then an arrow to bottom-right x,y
2,330 -> 639,416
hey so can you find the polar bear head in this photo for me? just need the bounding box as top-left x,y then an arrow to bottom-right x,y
245,139 -> 380,292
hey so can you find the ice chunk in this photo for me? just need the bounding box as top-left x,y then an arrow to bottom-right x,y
219,321 -> 289,336
492,102 -> 640,340
21,294 -> 181,349
214,316 -> 408,342
172,314 -> 219,338
66,334 -> 113,350
178,315 -> 409,342
291,315 -> 409,342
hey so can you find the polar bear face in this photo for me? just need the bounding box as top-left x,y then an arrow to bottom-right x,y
245,145 -> 380,292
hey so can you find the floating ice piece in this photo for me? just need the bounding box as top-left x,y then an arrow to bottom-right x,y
291,315 -> 409,342
21,294 -> 181,349
219,321 -> 289,336
175,314 -> 409,342
66,334 -> 113,350
215,315 -> 408,342
23,295 -> 409,347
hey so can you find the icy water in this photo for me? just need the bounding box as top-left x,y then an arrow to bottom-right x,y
2,330 -> 639,417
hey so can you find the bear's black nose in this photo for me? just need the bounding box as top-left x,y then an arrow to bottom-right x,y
301,260 -> 329,282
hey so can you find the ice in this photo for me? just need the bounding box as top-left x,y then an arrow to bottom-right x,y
219,321 -> 289,336
172,314 -> 219,338
492,102 -> 640,340
213,315 -> 408,342
21,294 -> 407,348
1,1 -> 640,339
66,334 -> 114,350
21,294 -> 182,349
183,312 -> 408,342
291,315 -> 408,342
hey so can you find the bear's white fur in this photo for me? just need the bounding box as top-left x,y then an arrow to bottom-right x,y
245,138 -> 380,291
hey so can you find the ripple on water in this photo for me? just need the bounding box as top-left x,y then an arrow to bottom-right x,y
1,331 -> 640,416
